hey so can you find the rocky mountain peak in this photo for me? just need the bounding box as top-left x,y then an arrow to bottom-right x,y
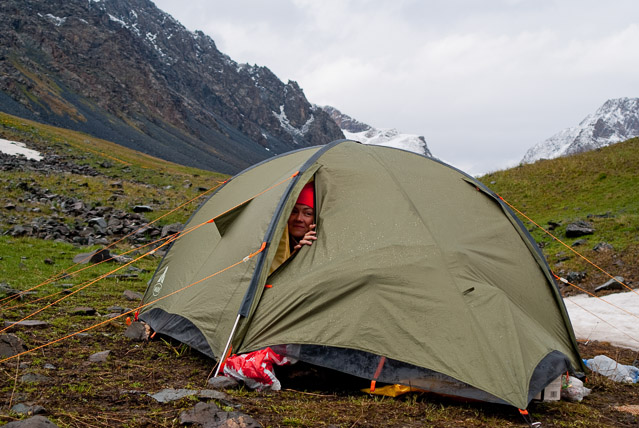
321,106 -> 433,157
322,105 -> 372,133
522,97 -> 639,164
0,0 -> 344,174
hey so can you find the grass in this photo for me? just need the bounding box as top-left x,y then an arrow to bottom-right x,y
0,111 -> 226,191
479,138 -> 639,276
0,116 -> 638,427
0,236 -> 155,302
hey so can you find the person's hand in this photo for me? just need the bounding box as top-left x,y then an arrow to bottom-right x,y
293,224 -> 317,251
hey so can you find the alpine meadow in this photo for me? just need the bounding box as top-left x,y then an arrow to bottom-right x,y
0,113 -> 638,427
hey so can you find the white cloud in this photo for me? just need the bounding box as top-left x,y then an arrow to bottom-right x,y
153,0 -> 639,176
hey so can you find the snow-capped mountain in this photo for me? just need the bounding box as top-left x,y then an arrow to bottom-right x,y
522,98 -> 639,163
321,106 -> 433,157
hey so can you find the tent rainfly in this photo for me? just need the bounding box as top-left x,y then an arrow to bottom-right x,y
140,140 -> 584,409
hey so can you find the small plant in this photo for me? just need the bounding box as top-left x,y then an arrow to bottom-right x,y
66,381 -> 93,394
281,417 -> 304,426
160,338 -> 190,357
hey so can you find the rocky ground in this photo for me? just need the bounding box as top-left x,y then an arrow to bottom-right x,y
1,147 -> 638,427
1,151 -> 184,248
1,323 -> 638,427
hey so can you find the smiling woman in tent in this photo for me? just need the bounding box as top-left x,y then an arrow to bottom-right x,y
269,181 -> 317,274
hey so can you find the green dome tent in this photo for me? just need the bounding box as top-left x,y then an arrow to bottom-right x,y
140,140 -> 584,409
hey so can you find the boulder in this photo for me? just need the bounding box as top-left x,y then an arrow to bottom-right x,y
179,402 -> 261,428
161,222 -> 183,238
107,305 -> 128,313
132,205 -> 153,213
88,217 -> 108,234
565,271 -> 587,284
0,333 -> 27,357
69,307 -> 97,316
208,375 -> 240,390
4,320 -> 49,330
124,322 -> 150,341
149,388 -> 228,403
595,276 -> 625,292
565,221 -> 594,238
73,249 -> 112,264
593,242 -> 614,252
123,290 -> 143,301
11,403 -> 47,416
571,239 -> 588,247
3,416 -> 59,428
88,350 -> 111,363
20,373 -> 51,383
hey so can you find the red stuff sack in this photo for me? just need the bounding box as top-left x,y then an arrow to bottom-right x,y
222,347 -> 290,390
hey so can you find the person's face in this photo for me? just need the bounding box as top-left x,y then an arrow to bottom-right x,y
288,203 -> 314,239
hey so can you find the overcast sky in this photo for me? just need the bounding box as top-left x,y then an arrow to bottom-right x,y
152,0 -> 639,176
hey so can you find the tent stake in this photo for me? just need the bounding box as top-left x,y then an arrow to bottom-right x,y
215,313 -> 241,377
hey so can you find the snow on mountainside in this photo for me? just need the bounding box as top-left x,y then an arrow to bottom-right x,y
321,106 -> 433,157
522,97 -> 639,163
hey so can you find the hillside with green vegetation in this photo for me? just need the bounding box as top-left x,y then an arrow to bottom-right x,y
1,112 -> 226,227
479,137 -> 639,295
0,111 -> 227,198
0,115 -> 637,427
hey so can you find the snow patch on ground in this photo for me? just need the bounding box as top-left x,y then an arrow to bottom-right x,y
565,289 -> 639,351
0,138 -> 43,161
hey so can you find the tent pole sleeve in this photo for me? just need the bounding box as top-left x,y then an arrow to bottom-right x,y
214,313 -> 241,377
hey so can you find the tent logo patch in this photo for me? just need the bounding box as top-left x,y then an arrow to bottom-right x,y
152,266 -> 169,296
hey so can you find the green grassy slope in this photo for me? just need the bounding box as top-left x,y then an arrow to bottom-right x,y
0,111 -> 228,290
0,111 -> 227,185
479,138 -> 639,292
0,111 -> 227,222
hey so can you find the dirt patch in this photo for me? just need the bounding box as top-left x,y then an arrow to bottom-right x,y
615,405 -> 639,416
